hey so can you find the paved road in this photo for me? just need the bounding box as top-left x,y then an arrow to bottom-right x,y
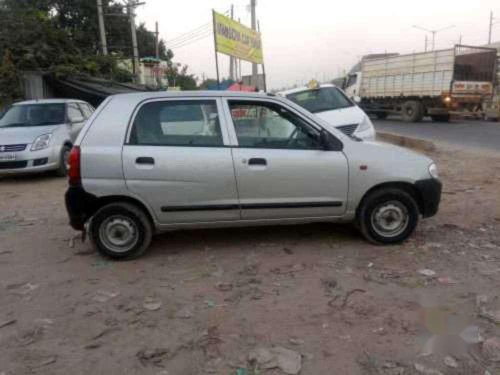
373,118 -> 500,152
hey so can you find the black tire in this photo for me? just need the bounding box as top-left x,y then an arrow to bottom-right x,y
431,114 -> 450,123
357,188 -> 419,245
89,202 -> 153,260
401,101 -> 423,122
375,112 -> 389,120
55,145 -> 71,177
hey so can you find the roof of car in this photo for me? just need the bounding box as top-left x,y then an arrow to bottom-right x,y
278,83 -> 336,97
14,98 -> 88,105
109,90 -> 276,100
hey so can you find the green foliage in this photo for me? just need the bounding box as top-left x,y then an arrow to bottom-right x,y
0,50 -> 22,105
166,64 -> 197,90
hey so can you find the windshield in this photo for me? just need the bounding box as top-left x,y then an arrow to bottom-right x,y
287,87 -> 354,113
0,104 -> 66,128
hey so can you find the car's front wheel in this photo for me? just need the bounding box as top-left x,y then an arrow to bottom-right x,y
89,202 -> 153,260
357,188 -> 419,245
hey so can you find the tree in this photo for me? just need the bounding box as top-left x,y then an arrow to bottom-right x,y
0,50 -> 22,105
165,64 -> 197,90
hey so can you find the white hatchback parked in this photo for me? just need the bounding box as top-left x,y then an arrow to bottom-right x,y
278,83 -> 376,140
66,91 -> 441,259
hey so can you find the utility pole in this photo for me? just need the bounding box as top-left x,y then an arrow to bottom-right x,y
250,0 -> 258,89
229,4 -> 235,81
424,35 -> 428,52
155,21 -> 160,59
96,0 -> 108,55
127,0 -> 144,82
489,11 -> 494,45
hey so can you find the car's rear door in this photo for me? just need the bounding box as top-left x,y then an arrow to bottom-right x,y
223,98 -> 349,220
122,97 -> 240,225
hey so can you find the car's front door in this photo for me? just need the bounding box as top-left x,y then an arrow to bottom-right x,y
225,99 -> 349,220
122,98 -> 240,225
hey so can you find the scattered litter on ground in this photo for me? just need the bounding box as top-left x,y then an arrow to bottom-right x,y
143,297 -> 163,311
92,290 -> 120,303
418,269 -> 437,277
437,276 -> 458,285
288,338 -> 305,346
460,325 -> 484,344
414,363 -> 443,375
444,355 -> 458,368
419,336 -> 437,357
248,347 -> 302,375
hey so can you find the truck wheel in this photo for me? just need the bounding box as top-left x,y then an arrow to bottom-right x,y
357,188 -> 419,245
431,115 -> 450,122
401,101 -> 423,122
89,202 -> 153,260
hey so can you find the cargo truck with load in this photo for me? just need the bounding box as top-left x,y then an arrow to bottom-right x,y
344,45 -> 498,122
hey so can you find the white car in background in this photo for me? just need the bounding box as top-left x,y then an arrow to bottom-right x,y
0,99 -> 94,176
278,83 -> 376,140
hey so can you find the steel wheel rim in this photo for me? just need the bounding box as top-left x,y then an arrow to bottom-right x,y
371,201 -> 409,238
99,215 -> 139,253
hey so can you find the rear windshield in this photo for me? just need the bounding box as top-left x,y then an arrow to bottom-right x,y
0,104 -> 66,128
287,87 -> 353,114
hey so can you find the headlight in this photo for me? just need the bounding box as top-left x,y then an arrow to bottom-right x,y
357,115 -> 374,133
31,134 -> 52,151
428,163 -> 439,179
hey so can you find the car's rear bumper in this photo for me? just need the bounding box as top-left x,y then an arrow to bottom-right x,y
415,178 -> 442,218
65,186 -> 97,230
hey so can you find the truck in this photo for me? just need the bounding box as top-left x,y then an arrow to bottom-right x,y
344,45 -> 498,122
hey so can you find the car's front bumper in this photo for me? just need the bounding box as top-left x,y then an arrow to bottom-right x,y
354,126 -> 376,141
415,178 -> 442,218
0,146 -> 61,175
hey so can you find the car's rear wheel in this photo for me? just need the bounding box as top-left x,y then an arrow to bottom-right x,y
357,188 -> 419,245
55,146 -> 71,177
89,202 -> 153,260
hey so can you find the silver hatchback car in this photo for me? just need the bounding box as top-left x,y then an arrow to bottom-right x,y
65,91 -> 441,259
0,99 -> 94,176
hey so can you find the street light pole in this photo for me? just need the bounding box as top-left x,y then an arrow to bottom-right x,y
412,24 -> 455,51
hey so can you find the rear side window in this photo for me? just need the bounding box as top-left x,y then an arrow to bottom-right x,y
130,100 -> 223,147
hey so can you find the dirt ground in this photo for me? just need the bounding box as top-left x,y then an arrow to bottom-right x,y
0,143 -> 499,375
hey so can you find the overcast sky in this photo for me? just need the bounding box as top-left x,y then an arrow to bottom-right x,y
136,0 -> 499,89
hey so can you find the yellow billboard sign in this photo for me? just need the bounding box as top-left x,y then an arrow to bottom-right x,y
213,11 -> 263,65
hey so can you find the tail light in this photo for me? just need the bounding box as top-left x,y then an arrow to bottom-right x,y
68,146 -> 81,186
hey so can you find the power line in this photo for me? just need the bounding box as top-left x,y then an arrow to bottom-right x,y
164,9 -> 230,49
168,31 -> 213,49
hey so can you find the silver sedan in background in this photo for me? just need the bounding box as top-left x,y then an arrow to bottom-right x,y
0,99 -> 94,176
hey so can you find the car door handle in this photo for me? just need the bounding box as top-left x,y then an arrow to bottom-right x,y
248,158 -> 267,166
136,157 -> 155,165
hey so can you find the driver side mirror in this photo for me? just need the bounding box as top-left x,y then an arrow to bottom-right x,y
320,129 -> 343,151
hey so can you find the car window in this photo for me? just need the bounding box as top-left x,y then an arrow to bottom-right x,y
0,103 -> 66,128
68,104 -> 84,122
287,87 -> 353,113
130,100 -> 223,147
78,103 -> 93,119
228,101 -> 321,150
